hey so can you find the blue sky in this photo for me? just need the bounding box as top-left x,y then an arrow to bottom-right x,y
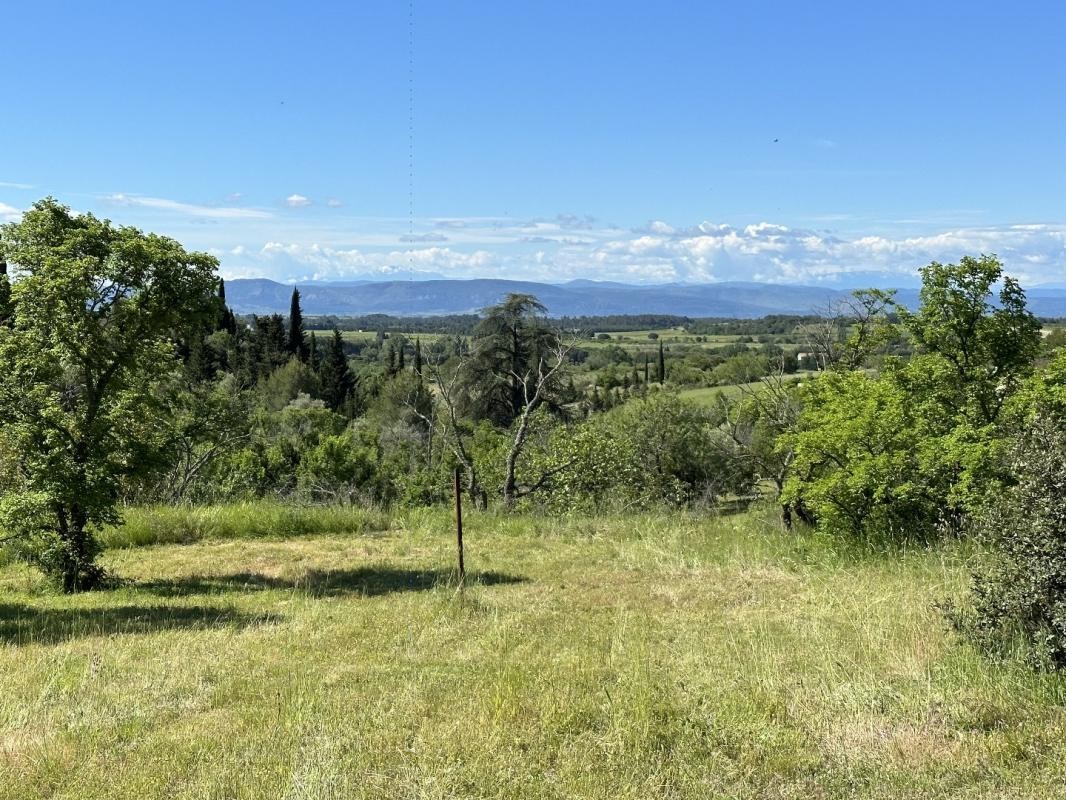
2,1 -> 1064,285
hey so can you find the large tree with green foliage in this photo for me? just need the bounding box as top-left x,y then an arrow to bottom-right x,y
0,199 -> 218,590
460,293 -> 562,427
896,254 -> 1040,426
784,255 -> 1040,540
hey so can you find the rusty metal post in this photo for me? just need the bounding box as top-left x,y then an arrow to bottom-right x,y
453,467 -> 465,583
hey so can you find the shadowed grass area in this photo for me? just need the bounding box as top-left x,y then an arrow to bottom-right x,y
2,506 -> 1066,798
0,603 -> 280,645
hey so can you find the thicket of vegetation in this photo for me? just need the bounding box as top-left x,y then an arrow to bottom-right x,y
2,199 -> 1066,670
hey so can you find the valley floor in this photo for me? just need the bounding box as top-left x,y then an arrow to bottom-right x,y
2,507 -> 1065,799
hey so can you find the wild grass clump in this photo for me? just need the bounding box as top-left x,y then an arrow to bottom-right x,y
103,501 -> 391,549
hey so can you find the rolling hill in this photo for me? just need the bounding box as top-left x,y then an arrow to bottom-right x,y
222,278 -> 1066,318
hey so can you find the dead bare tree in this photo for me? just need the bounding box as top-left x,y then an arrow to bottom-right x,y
715,362 -> 812,528
407,357 -> 488,509
804,289 -> 896,371
501,340 -> 577,509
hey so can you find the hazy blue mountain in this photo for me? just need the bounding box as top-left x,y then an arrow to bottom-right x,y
223,278 -> 1066,318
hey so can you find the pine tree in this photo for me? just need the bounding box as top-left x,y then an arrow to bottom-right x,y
288,288 -> 309,361
658,341 -> 666,385
322,327 -> 357,414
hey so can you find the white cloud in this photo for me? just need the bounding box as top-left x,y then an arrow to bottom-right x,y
251,241 -> 496,281
104,193 -> 271,219
326,198 -> 343,208
0,181 -> 33,190
0,202 -> 22,221
286,194 -> 312,208
400,233 -> 449,243
582,221 -> 1066,285
214,219 -> 1066,285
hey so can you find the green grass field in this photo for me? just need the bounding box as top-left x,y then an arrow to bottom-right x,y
3,505 -> 1066,798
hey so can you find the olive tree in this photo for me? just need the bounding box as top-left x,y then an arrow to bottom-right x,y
0,199 -> 218,590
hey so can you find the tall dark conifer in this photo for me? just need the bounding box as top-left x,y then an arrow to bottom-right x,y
308,331 -> 319,370
658,341 -> 666,385
288,288 -> 309,361
413,338 -> 423,378
217,278 -> 238,335
0,259 -> 11,326
322,327 -> 357,414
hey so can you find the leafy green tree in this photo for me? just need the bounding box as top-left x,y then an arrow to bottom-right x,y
782,370 -> 940,539
0,199 -> 218,590
260,357 -> 321,411
896,255 -> 1040,426
784,256 -> 1041,541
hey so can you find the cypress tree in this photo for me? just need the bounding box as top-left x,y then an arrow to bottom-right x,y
0,259 -> 11,327
217,278 -> 238,335
288,287 -> 309,361
308,331 -> 319,370
398,342 -> 406,371
413,338 -> 423,378
643,353 -> 650,384
322,327 -> 357,414
658,341 -> 666,385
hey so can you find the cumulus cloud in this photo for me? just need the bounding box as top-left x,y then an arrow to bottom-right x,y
285,194 -> 312,208
104,193 -> 271,219
253,241 -> 496,281
0,202 -> 22,221
585,221 -> 1066,284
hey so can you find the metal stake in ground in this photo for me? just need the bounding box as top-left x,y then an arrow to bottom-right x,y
453,467 -> 465,583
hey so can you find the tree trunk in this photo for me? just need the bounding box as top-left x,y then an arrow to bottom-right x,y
57,504 -> 103,593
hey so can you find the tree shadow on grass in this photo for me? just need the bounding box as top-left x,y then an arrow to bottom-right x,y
136,567 -> 526,599
0,603 -> 280,646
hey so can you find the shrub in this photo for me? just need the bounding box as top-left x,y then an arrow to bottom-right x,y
954,417 -> 1066,669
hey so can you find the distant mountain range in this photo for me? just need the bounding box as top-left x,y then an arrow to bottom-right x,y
223,278 -> 1066,318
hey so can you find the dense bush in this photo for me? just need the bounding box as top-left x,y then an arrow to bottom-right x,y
954,417 -> 1066,669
